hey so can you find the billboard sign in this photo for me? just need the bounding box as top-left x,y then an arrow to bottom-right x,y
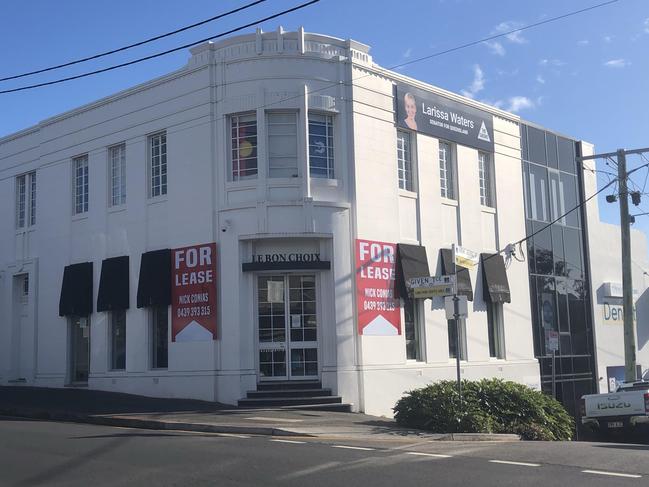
171,243 -> 217,342
395,82 -> 494,152
356,239 -> 401,335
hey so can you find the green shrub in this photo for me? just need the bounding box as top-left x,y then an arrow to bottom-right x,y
393,379 -> 574,441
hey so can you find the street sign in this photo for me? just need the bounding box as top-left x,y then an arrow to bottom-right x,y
453,244 -> 479,269
408,275 -> 455,298
546,330 -> 559,352
445,295 -> 468,320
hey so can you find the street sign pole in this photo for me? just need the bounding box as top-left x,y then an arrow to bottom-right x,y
552,350 -> 556,399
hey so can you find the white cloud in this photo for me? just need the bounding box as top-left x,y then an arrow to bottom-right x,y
403,47 -> 412,59
506,96 -> 535,113
494,21 -> 527,44
604,58 -> 629,68
484,40 -> 505,56
536,75 -> 545,84
603,35 -> 614,43
644,18 -> 649,33
461,65 -> 485,99
577,39 -> 589,46
539,58 -> 566,67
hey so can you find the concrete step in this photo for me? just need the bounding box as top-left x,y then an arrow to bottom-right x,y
256,381 -> 322,391
238,395 -> 343,408
246,389 -> 332,399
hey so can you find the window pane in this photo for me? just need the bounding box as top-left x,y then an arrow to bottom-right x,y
268,112 -> 298,178
404,299 -> 420,360
528,163 -> 549,221
309,114 -> 334,179
546,133 -> 558,169
439,142 -> 455,199
231,114 -> 258,180
149,133 -> 167,197
29,172 -> 36,226
558,137 -> 576,174
16,175 -> 26,228
397,131 -> 413,191
527,126 -> 546,165
152,306 -> 168,368
111,310 -> 126,370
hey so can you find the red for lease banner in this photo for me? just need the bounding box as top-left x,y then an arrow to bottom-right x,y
355,239 -> 401,335
171,243 -> 217,342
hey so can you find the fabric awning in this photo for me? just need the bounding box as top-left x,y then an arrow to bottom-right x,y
59,262 -> 93,317
136,249 -> 171,308
97,256 -> 130,312
440,248 -> 473,301
395,243 -> 430,299
481,253 -> 511,303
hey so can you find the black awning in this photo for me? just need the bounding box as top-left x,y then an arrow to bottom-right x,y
481,253 -> 511,303
97,256 -> 130,312
136,249 -> 171,308
396,244 -> 430,298
59,262 -> 93,317
440,248 -> 473,301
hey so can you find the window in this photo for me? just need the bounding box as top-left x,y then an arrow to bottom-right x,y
16,172 -> 36,228
110,310 -> 126,370
151,306 -> 168,369
397,130 -> 413,191
487,303 -> 505,359
149,132 -> 167,197
73,155 -> 89,214
267,112 -> 298,178
478,151 -> 494,207
448,319 -> 467,360
404,299 -> 422,361
231,113 -> 257,180
109,143 -> 126,206
439,141 -> 455,199
309,113 -> 334,178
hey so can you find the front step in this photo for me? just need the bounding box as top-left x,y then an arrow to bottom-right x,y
246,388 -> 332,399
238,395 -> 343,408
256,380 -> 322,391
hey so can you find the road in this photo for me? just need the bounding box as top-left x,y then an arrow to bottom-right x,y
1,417 -> 647,486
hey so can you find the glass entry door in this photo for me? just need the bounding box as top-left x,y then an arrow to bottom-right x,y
257,274 -> 318,381
70,316 -> 90,383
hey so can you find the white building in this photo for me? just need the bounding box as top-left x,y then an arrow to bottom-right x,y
0,28 -> 644,417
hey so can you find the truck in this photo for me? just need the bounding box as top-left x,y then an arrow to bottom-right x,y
581,381 -> 649,438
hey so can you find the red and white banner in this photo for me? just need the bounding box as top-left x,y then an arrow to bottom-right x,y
355,239 -> 400,335
171,243 -> 217,342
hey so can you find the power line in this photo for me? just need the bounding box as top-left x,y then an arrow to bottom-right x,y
0,0 -> 269,83
0,0 -> 320,95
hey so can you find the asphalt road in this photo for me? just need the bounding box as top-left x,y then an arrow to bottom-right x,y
1,417 -> 647,487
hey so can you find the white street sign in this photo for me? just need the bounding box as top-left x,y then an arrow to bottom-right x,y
453,244 -> 479,269
408,275 -> 455,298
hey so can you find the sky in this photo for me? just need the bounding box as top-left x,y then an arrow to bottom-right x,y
1,0 -> 648,247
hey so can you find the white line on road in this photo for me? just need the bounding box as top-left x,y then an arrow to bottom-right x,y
406,452 -> 452,459
332,445 -> 375,451
489,460 -> 541,467
214,433 -> 251,438
271,439 -> 306,444
582,470 -> 642,479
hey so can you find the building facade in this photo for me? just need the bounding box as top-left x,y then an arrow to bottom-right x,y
0,28 -> 645,417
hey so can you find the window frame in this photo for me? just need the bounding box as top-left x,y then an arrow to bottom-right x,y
150,305 -> 169,369
397,130 -> 415,191
230,112 -> 258,182
478,151 -> 495,208
16,171 -> 37,229
439,141 -> 456,200
267,110 -> 299,179
148,132 -> 167,199
487,302 -> 506,359
109,310 -> 127,371
108,143 -> 127,207
72,155 -> 89,215
308,112 -> 335,179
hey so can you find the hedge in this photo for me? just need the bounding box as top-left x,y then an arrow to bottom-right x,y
393,379 -> 574,440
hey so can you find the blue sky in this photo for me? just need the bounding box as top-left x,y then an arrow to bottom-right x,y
2,0 -> 648,244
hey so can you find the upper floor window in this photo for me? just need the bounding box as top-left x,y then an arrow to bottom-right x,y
308,113 -> 334,179
230,113 -> 257,181
109,143 -> 126,206
16,171 -> 36,228
478,151 -> 494,207
73,155 -> 89,215
397,130 -> 413,191
267,112 -> 298,178
439,141 -> 455,200
149,132 -> 167,198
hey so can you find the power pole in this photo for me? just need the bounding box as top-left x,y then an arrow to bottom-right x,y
580,147 -> 649,383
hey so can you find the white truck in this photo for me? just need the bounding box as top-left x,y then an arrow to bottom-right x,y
581,381 -> 649,436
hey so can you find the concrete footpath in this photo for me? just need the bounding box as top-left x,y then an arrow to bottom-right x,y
0,386 -> 519,441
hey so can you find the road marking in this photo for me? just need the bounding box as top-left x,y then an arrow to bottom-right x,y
406,452 -> 452,459
582,470 -> 642,479
215,433 -> 251,439
246,417 -> 303,423
271,439 -> 306,444
332,445 -> 375,451
489,460 -> 541,467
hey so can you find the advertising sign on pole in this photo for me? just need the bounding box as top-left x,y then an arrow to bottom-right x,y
356,239 -> 400,336
171,243 -> 217,342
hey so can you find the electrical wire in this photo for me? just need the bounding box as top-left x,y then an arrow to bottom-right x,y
0,0 -> 320,95
0,0 -> 269,83
0,0 -> 615,95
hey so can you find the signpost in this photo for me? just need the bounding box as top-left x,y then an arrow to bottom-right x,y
546,330 -> 559,398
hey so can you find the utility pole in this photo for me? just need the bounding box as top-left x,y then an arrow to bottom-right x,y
580,147 -> 649,383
